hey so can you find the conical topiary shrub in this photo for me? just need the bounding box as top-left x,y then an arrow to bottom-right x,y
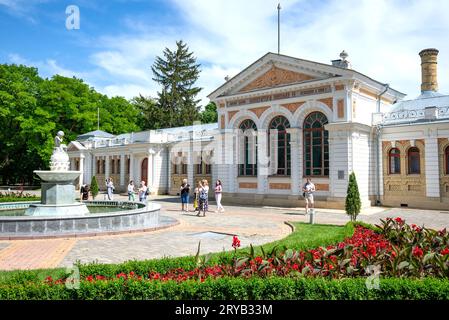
345,172 -> 361,222
90,175 -> 99,200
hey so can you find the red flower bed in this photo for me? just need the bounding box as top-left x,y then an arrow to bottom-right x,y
44,219 -> 449,286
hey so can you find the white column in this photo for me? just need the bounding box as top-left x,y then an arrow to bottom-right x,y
257,130 -> 269,194
288,128 -> 301,195
105,155 -> 110,179
93,156 -> 97,177
425,137 -> 440,197
147,154 -> 151,186
187,150 -> 194,185
120,154 -> 125,186
129,153 -> 135,183
79,154 -> 84,188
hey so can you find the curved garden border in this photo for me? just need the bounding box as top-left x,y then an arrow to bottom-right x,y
0,200 -> 178,239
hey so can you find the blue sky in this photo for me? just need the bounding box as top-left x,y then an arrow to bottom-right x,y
1,0 -> 449,106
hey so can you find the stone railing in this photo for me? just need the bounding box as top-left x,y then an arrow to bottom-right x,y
380,106 -> 449,124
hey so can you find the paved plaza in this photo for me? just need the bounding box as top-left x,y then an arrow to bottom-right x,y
0,195 -> 449,271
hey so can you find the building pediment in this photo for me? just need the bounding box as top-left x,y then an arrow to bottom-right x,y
67,141 -> 87,152
208,53 -> 345,100
237,65 -> 319,93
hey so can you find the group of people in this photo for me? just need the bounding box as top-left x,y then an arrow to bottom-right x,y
79,178 -> 150,203
127,180 -> 150,202
179,179 -> 224,217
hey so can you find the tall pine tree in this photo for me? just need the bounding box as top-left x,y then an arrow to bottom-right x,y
345,172 -> 362,221
151,40 -> 202,128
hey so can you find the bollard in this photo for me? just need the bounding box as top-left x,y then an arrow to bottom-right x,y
309,208 -> 315,224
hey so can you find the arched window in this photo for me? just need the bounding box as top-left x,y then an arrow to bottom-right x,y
303,112 -> 329,176
269,116 -> 291,175
445,146 -> 449,175
239,119 -> 257,176
408,147 -> 421,174
388,148 -> 401,174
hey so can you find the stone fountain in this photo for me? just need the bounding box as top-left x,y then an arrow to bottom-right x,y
25,131 -> 89,216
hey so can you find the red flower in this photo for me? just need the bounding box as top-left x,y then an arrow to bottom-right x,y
441,247 -> 449,256
232,235 -> 241,249
367,244 -> 377,257
394,217 -> 404,224
292,264 -> 299,270
254,257 -> 263,264
412,246 -> 424,258
86,275 -> 94,282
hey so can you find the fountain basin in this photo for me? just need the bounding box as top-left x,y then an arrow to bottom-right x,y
0,201 -> 177,239
34,170 -> 81,182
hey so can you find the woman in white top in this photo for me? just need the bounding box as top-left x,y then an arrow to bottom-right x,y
197,179 -> 209,217
214,180 -> 224,213
127,180 -> 135,201
106,177 -> 114,200
138,181 -> 148,203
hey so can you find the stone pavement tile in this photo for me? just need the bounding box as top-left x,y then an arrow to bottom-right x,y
0,239 -> 76,271
0,243 -> 10,251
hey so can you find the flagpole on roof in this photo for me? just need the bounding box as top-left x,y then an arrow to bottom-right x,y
277,3 -> 281,55
97,107 -> 100,130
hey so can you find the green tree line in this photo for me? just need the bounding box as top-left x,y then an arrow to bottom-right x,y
0,41 -> 217,185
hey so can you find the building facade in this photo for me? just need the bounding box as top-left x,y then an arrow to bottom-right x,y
68,49 -> 449,210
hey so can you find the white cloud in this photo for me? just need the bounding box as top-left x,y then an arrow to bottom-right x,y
7,0 -> 449,105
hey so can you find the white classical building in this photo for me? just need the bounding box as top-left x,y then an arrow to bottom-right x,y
68,49 -> 449,210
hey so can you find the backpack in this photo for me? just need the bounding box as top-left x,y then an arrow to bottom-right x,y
199,190 -> 208,201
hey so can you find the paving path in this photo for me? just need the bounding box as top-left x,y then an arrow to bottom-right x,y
1,195 -> 449,271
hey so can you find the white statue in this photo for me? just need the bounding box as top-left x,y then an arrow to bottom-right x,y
50,131 -> 70,171
54,131 -> 67,152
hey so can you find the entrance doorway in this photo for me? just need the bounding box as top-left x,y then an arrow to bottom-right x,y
141,158 -> 148,184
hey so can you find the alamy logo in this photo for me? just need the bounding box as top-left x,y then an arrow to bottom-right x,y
365,264 -> 381,290
65,5 -> 80,30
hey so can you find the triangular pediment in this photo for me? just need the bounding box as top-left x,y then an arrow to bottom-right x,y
208,53 -> 347,99
237,66 -> 317,93
67,141 -> 87,152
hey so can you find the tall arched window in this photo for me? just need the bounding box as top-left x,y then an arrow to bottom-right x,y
239,119 -> 257,176
269,116 -> 291,175
388,148 -> 401,174
408,147 -> 421,174
445,146 -> 449,175
303,112 -> 329,176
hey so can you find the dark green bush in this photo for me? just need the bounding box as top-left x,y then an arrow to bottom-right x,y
1,277 -> 449,300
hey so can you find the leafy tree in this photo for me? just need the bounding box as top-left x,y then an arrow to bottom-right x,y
132,95 -> 164,130
200,102 -> 218,124
90,176 -> 99,199
151,40 -> 202,128
345,172 -> 362,221
0,64 -> 142,185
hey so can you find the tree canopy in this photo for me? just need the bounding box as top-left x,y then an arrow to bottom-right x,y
151,40 -> 202,128
0,64 -> 141,185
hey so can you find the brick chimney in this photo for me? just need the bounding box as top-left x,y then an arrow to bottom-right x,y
419,48 -> 439,93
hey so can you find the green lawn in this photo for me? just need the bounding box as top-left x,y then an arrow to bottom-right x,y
0,222 -> 355,285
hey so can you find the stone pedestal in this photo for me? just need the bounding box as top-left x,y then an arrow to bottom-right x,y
25,170 -> 89,217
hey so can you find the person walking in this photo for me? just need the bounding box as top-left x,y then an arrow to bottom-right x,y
138,181 -> 148,203
302,178 -> 316,214
106,177 -> 115,200
197,180 -> 209,217
180,179 -> 190,212
214,180 -> 225,213
80,184 -> 90,201
127,180 -> 136,201
193,181 -> 201,213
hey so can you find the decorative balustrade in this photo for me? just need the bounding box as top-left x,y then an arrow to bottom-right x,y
381,106 -> 449,124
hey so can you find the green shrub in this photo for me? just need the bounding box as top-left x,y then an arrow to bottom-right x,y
1,277 -> 449,300
0,197 -> 40,202
345,172 -> 361,221
90,176 -> 99,199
